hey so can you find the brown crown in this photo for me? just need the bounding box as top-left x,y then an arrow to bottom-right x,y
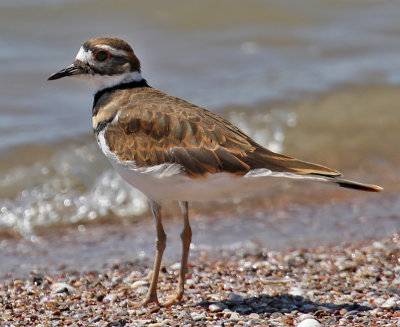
83,37 -> 141,73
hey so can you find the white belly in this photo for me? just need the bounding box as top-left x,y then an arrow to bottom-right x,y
113,162 -> 271,202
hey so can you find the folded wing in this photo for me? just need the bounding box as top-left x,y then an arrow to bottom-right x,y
103,88 -> 382,192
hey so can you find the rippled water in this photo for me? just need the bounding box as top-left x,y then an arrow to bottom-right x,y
0,0 -> 400,238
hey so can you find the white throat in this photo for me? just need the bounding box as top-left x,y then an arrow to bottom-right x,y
88,71 -> 143,92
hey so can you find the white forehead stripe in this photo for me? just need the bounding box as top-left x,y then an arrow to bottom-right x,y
75,45 -> 129,64
75,46 -> 92,62
97,44 -> 129,56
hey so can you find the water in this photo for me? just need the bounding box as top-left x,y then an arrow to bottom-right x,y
1,0 -> 400,149
0,0 -> 399,272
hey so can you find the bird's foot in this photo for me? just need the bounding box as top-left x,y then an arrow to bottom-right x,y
132,294 -> 160,308
163,292 -> 184,307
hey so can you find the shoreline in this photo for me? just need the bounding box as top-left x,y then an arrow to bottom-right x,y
1,185 -> 399,281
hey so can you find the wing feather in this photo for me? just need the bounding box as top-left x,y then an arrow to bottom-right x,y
103,88 -> 340,178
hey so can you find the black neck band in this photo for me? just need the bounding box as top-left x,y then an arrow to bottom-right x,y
93,79 -> 150,108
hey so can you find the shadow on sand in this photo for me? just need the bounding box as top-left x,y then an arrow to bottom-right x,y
199,293 -> 382,317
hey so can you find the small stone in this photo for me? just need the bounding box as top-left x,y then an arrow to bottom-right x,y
91,316 -> 103,323
209,303 -> 226,312
373,297 -> 386,306
229,312 -> 240,322
96,293 -> 105,302
344,310 -> 359,317
373,241 -> 385,249
73,312 -> 87,319
131,280 -> 148,289
297,318 -> 321,327
50,282 -> 76,294
170,262 -> 181,270
161,319 -> 172,326
191,312 -> 206,321
339,308 -> 348,315
128,271 -> 141,282
104,293 -> 119,303
228,293 -> 244,303
381,297 -> 398,308
289,287 -> 305,297
270,312 -> 283,319
298,314 -> 316,322
248,313 -> 260,319
13,280 -> 24,288
337,260 -> 357,272
137,320 -> 152,325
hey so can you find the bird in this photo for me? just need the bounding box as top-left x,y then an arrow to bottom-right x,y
48,37 -> 382,306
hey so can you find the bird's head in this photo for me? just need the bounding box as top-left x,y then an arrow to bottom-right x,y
48,37 -> 142,90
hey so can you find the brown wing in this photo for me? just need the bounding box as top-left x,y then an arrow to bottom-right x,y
104,88 -> 341,178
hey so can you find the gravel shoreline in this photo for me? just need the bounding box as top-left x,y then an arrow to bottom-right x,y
1,232 -> 399,326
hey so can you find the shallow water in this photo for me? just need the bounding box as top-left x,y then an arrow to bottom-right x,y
1,190 -> 399,279
0,0 -> 399,259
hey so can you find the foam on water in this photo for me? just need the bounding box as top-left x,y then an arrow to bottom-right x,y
0,143 -> 148,237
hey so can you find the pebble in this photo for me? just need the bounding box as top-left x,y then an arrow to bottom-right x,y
298,314 -> 316,322
270,312 -> 283,319
91,316 -> 103,323
344,310 -> 360,317
191,312 -> 206,321
289,287 -> 305,296
229,312 -> 241,322
131,280 -> 148,289
209,303 -> 226,312
103,293 -> 119,303
0,233 -> 398,326
228,292 -> 244,303
161,319 -> 172,325
170,262 -> 181,270
50,282 -> 76,294
381,297 -> 398,308
297,318 -> 321,327
248,313 -> 260,319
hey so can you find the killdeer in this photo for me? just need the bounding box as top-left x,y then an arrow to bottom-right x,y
48,37 -> 382,306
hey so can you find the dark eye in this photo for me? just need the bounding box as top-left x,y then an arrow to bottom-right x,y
94,50 -> 110,62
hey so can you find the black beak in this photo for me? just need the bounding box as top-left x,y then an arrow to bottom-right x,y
48,64 -> 85,80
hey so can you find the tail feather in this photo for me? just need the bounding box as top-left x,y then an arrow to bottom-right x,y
331,177 -> 383,192
267,158 -> 383,192
253,147 -> 383,192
